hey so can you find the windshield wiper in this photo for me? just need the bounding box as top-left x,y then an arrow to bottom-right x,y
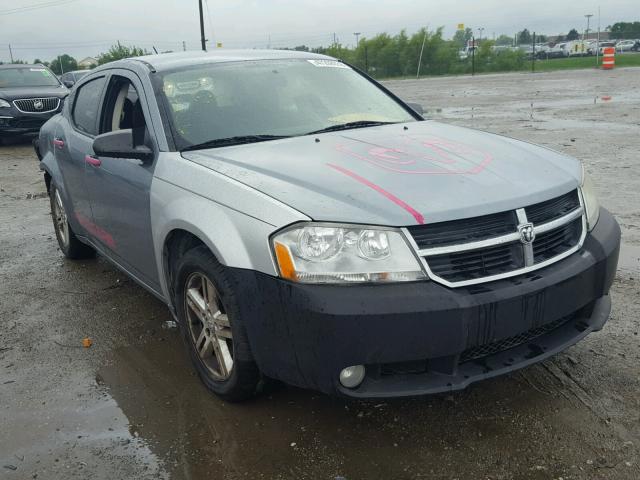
306,121 -> 396,135
181,135 -> 290,152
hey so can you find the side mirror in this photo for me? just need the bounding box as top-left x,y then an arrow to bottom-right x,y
407,102 -> 424,116
63,80 -> 75,88
93,129 -> 154,162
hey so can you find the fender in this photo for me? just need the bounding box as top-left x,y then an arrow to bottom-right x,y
151,177 -> 304,301
150,153 -> 310,300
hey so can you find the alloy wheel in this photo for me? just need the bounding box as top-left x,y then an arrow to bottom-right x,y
184,272 -> 234,380
53,189 -> 69,247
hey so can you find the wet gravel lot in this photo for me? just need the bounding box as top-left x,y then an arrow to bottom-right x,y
1,67 -> 639,480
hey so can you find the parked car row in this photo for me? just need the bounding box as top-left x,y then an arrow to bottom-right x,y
535,39 -> 640,59
466,39 -> 640,61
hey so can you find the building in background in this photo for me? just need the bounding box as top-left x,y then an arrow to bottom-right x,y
77,56 -> 98,69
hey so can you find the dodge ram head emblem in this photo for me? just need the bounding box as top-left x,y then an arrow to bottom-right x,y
518,223 -> 536,244
33,100 -> 44,110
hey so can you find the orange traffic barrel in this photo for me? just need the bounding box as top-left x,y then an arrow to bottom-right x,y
602,47 -> 615,70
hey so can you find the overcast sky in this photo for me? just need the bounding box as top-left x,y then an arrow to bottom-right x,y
1,0 -> 637,62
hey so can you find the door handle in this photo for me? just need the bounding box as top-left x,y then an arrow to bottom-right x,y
53,138 -> 65,149
85,155 -> 101,167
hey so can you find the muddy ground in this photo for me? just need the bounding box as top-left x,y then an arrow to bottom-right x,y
1,67 -> 639,480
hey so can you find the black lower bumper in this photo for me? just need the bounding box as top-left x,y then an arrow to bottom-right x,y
228,208 -> 620,398
0,114 -> 54,138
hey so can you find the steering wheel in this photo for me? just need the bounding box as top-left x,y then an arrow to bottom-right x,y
194,90 -> 216,106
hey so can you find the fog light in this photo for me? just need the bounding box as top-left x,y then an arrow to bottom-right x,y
339,365 -> 365,388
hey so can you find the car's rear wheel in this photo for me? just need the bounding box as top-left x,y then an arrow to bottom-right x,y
174,245 -> 261,402
49,183 -> 95,259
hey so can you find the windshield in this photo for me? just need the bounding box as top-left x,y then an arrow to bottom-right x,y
0,67 -> 60,88
156,59 -> 416,149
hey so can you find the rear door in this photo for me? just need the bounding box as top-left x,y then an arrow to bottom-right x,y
84,70 -> 161,291
54,74 -> 107,233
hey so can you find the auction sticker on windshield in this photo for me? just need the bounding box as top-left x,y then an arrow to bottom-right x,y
307,59 -> 350,68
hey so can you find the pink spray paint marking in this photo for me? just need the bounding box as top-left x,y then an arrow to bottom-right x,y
335,135 -> 493,175
84,155 -> 101,167
75,212 -> 116,250
327,163 -> 425,225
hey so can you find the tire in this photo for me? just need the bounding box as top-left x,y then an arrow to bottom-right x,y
173,245 -> 262,402
49,183 -> 96,259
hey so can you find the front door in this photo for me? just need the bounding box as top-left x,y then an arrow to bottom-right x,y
83,71 -> 160,292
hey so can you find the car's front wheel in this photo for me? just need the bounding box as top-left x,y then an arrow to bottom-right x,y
174,246 -> 262,402
49,183 -> 95,259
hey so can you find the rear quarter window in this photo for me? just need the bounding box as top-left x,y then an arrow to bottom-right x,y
72,76 -> 106,136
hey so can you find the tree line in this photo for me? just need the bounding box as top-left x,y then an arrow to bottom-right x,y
3,20 -> 638,78
294,27 -> 528,78
6,43 -> 151,75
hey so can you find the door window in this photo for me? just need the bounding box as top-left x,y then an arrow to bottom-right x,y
72,76 -> 106,136
100,75 -> 149,147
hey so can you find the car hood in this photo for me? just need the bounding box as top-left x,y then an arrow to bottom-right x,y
183,121 -> 582,226
0,85 -> 68,100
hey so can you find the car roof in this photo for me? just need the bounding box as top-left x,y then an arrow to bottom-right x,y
118,49 -> 335,72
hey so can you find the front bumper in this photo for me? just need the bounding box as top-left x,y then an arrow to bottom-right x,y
228,208 -> 620,398
0,109 -> 60,138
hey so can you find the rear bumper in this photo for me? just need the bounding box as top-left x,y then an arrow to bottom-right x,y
228,208 -> 620,397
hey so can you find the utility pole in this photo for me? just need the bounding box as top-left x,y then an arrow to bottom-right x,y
198,0 -> 206,51
596,6 -> 601,67
471,36 -> 475,76
416,30 -> 427,79
364,45 -> 368,73
584,14 -> 593,40
8,44 -> 14,62
477,27 -> 484,43
353,32 -> 361,47
532,32 -> 536,73
182,40 -> 186,51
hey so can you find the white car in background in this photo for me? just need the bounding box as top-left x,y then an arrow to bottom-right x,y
566,40 -> 589,57
547,43 -> 569,58
615,40 -> 637,52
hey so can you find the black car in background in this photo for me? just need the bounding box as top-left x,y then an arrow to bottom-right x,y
0,64 -> 68,144
59,70 -> 89,88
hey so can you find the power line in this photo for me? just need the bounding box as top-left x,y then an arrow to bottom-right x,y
0,0 -> 81,15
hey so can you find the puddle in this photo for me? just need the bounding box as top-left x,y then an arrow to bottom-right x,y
94,321 -> 632,480
0,368 -> 168,480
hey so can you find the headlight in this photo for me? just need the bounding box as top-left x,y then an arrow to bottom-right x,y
272,223 -> 426,284
581,168 -> 600,231
0,99 -> 10,108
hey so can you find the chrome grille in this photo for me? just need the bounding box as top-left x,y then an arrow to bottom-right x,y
410,210 -> 516,249
427,242 -> 524,283
525,190 -> 580,224
533,218 -> 582,263
13,97 -> 60,114
405,189 -> 586,287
